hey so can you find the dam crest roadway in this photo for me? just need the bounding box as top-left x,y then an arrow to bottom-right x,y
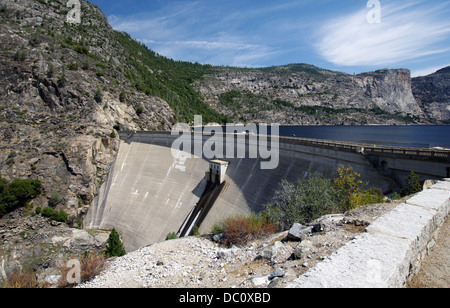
84,131 -> 450,252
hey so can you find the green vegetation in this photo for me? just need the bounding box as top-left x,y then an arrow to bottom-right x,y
401,171 -> 422,197
212,165 -> 387,246
165,232 -> 178,241
114,31 -> 230,124
41,206 -> 68,222
264,166 -> 385,231
105,228 -> 126,257
135,106 -> 144,116
0,177 -> 42,218
94,88 -> 103,103
48,191 -> 61,207
265,173 -> 341,230
13,50 -> 27,62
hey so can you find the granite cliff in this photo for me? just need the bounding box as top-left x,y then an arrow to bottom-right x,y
195,65 -> 425,125
412,67 -> 450,123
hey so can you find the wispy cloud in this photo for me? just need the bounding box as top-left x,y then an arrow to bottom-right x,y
106,0 -> 309,67
411,64 -> 450,77
315,1 -> 450,67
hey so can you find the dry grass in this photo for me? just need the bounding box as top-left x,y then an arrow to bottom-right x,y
1,269 -> 42,289
222,215 -> 276,247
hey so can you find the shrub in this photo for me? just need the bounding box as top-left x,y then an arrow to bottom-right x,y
266,173 -> 340,230
165,232 -> 178,241
94,88 -> 103,103
0,177 -> 42,218
401,171 -> 422,197
220,214 -> 276,247
1,269 -> 40,288
13,51 -> 27,62
47,64 -> 55,78
67,62 -> 78,70
348,187 -> 385,208
211,221 -> 225,235
265,167 -> 386,230
119,91 -> 126,103
333,165 -> 384,211
136,106 -> 144,116
41,207 -> 68,222
74,45 -> 89,55
48,191 -> 61,207
192,225 -> 200,236
105,228 -> 126,257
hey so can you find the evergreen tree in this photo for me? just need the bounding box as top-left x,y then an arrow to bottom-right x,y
105,228 -> 126,257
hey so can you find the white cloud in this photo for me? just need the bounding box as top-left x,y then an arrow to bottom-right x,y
315,2 -> 450,66
412,64 -> 450,77
106,1 -> 281,67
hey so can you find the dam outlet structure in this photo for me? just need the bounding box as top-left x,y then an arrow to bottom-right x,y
84,131 -> 450,252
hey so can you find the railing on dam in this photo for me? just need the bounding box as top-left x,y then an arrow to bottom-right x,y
280,136 -> 450,163
119,131 -> 450,164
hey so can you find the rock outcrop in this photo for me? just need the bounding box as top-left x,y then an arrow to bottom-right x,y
195,65 -> 424,125
0,0 -> 174,218
412,67 -> 450,123
0,210 -> 110,284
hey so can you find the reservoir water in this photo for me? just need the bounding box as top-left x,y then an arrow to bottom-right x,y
275,125 -> 450,149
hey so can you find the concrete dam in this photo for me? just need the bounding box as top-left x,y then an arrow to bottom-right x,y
84,131 -> 450,252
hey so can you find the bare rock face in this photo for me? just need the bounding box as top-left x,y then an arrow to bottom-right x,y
0,210 -> 110,284
412,67 -> 450,122
195,65 -> 428,125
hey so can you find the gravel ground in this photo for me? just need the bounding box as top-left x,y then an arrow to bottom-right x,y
78,202 -> 400,288
408,216 -> 450,288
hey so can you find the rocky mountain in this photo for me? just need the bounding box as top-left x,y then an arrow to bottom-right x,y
0,0 -> 196,221
412,67 -> 450,123
195,65 -> 427,125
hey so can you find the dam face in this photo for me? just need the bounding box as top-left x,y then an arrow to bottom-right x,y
84,132 -> 448,252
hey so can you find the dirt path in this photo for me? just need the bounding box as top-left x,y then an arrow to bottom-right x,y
408,216 -> 450,288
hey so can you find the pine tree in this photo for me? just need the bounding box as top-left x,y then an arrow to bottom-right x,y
105,228 -> 126,257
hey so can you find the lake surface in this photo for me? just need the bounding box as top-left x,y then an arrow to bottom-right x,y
276,125 -> 450,149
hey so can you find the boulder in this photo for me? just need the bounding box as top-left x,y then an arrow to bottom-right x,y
288,223 -> 313,241
269,268 -> 285,280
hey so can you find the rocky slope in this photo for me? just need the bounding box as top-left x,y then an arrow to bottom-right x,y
78,202 -> 398,289
0,209 -> 110,284
0,0 -> 175,218
195,65 -> 428,125
412,67 -> 450,123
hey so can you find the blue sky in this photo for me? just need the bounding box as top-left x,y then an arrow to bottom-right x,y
88,0 -> 450,77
